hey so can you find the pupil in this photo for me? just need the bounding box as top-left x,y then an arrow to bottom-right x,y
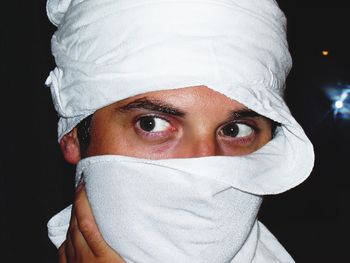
140,117 -> 155,131
222,123 -> 239,137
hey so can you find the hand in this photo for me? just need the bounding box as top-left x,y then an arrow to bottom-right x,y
58,183 -> 125,263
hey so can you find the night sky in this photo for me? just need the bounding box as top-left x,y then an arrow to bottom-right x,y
1,0 -> 349,262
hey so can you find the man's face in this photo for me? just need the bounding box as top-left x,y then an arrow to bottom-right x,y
80,86 -> 273,159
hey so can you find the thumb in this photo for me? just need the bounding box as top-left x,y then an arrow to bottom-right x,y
74,185 -> 124,261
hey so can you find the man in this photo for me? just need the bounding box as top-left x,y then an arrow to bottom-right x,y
46,0 -> 314,262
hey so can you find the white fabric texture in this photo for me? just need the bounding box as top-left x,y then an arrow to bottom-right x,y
45,0 -> 314,262
48,211 -> 293,262
48,150 -> 295,262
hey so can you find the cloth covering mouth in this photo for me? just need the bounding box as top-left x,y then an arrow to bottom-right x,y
48,152 -> 297,262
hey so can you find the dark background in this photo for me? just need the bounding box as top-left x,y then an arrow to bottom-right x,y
1,0 -> 349,262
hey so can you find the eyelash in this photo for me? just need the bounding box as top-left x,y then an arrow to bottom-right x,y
217,121 -> 259,144
133,114 -> 175,138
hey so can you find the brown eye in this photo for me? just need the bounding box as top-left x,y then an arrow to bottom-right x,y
137,116 -> 171,132
220,122 -> 253,138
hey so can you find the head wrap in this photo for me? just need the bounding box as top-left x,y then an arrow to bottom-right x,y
47,0 -> 291,138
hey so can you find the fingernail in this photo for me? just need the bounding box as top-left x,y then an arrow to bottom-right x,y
76,175 -> 85,192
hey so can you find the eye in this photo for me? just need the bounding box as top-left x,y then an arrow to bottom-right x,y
219,122 -> 254,138
136,115 -> 171,133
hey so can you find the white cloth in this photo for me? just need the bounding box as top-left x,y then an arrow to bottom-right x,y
49,210 -> 294,262
45,0 -> 314,261
48,144 -> 296,262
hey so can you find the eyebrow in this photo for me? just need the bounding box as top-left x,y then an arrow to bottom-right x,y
117,97 -> 186,117
228,109 -> 262,120
117,97 -> 263,120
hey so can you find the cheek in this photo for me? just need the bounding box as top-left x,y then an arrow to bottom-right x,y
86,115 -> 128,156
218,130 -> 272,156
219,144 -> 258,156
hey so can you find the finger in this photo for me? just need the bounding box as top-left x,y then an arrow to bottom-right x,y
58,243 -> 67,263
75,186 -> 126,262
74,186 -> 112,257
65,234 -> 79,262
65,207 -> 77,262
69,186 -> 94,260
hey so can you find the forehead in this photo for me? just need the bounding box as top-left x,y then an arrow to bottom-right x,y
106,85 -> 249,112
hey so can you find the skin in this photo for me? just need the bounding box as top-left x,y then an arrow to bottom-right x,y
59,86 -> 274,263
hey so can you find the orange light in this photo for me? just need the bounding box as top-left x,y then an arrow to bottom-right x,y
322,50 -> 329,56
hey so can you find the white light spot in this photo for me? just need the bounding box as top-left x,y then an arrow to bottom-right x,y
335,100 -> 344,109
